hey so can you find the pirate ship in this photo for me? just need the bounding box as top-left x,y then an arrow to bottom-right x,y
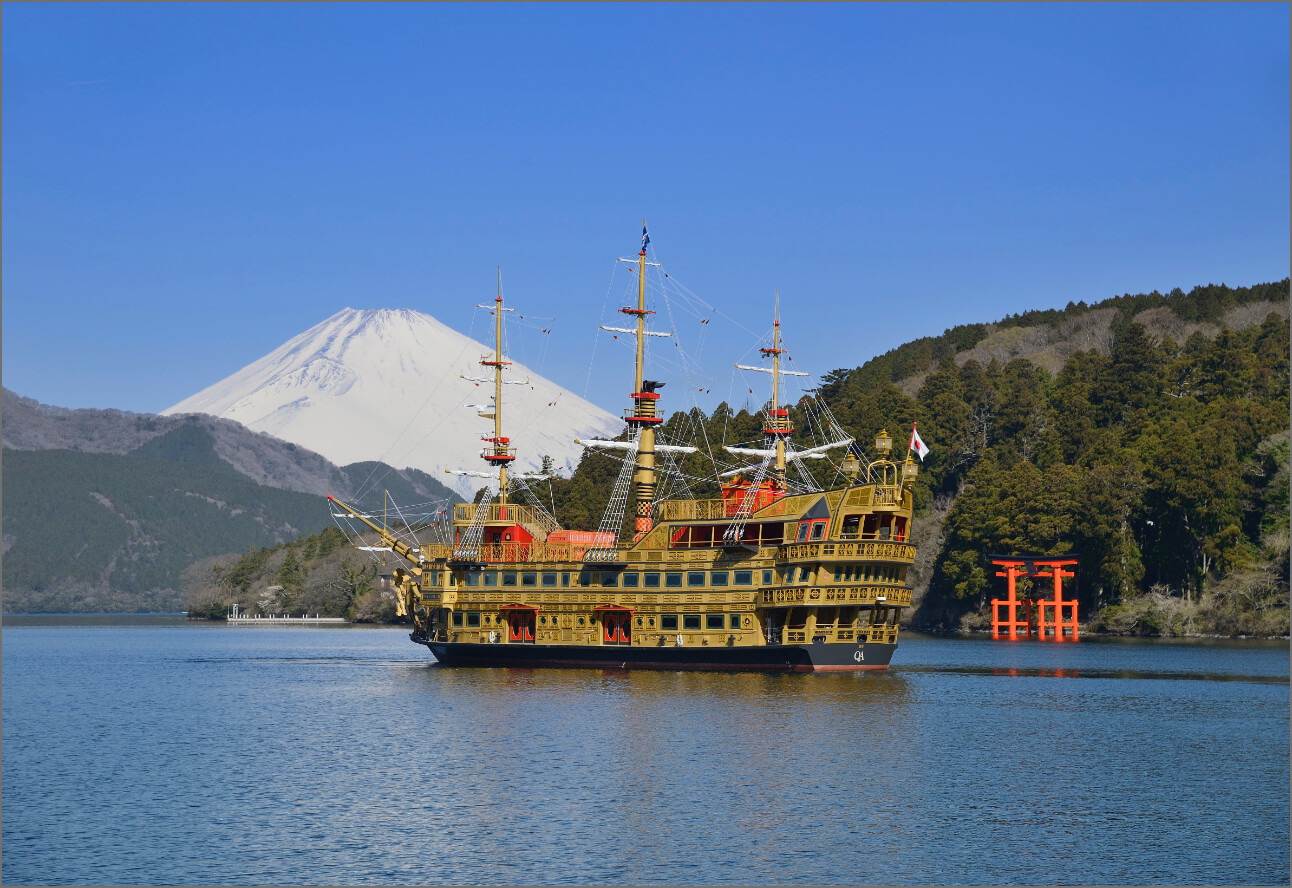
328,228 -> 921,671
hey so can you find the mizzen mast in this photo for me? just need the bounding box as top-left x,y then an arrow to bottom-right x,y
763,290 -> 794,490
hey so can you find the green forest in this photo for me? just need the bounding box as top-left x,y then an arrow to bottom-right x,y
536,279 -> 1290,636
185,524 -> 398,623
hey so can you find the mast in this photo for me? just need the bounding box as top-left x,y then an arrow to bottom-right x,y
762,290 -> 793,490
480,267 -> 516,504
626,221 -> 662,540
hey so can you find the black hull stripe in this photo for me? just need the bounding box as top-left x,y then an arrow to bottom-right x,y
419,638 -> 896,672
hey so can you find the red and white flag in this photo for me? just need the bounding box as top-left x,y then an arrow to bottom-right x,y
909,423 -> 930,461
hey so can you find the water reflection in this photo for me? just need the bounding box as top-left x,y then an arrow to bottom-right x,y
899,664 -> 1289,684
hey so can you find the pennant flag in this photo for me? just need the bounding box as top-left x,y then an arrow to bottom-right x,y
910,423 -> 930,461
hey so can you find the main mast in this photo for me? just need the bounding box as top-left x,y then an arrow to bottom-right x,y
625,221 -> 663,539
479,267 -> 516,504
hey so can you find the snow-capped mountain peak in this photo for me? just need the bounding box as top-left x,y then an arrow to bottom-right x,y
163,308 -> 623,496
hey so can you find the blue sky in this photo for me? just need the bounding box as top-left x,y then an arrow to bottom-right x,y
4,3 -> 1288,417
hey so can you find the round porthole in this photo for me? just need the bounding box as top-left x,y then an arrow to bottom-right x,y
648,618 -> 655,627
578,616 -> 585,627
636,617 -> 643,627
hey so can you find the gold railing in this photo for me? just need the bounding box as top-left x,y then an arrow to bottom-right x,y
449,542 -> 598,564
452,502 -> 557,529
654,491 -> 824,522
777,541 -> 917,562
871,485 -> 905,508
656,499 -> 728,521
779,627 -> 897,645
759,586 -> 913,607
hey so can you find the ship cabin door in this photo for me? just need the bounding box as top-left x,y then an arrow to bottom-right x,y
597,607 -> 632,646
501,605 -> 536,644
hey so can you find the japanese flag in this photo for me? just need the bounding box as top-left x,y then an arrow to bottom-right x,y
910,424 -> 930,461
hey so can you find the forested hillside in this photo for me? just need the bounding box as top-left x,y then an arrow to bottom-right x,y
541,279 -> 1290,636
2,415 -> 458,613
184,525 -> 399,623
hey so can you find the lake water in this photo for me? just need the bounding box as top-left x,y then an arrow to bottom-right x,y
3,617 -> 1288,885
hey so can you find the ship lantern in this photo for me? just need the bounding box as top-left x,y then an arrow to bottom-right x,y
874,430 -> 893,457
841,454 -> 862,480
902,458 -> 919,482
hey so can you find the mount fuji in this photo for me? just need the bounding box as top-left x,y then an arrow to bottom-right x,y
162,308 -> 624,497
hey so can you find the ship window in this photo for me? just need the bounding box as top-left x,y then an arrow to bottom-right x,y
465,573 -> 480,587
797,522 -> 811,543
661,615 -> 678,631
622,573 -> 640,588
730,613 -> 742,629
452,612 -> 464,627
683,614 -> 702,631
710,571 -> 729,587
579,571 -> 595,587
602,572 -> 618,587
665,573 -> 683,588
467,612 -> 480,627
542,572 -> 557,587
687,572 -> 705,587
734,571 -> 753,586
502,572 -> 517,587
483,572 -> 498,585
706,614 -> 724,630
841,514 -> 861,538
522,572 -> 537,587
644,573 -> 661,588
561,573 -> 571,587
429,571 -> 440,586
799,566 -> 813,583
810,520 -> 827,541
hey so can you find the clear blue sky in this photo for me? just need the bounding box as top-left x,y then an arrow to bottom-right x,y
4,3 -> 1288,417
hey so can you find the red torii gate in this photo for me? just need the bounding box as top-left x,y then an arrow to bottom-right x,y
990,556 -> 1079,641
